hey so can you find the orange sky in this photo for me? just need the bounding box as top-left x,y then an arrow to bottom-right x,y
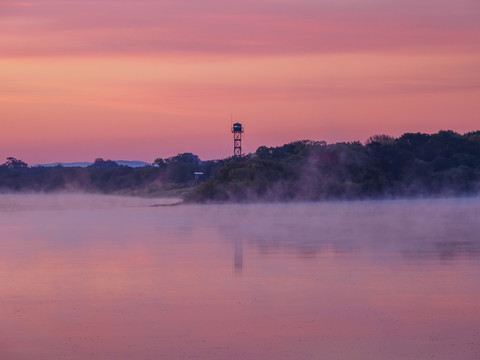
1,0 -> 479,164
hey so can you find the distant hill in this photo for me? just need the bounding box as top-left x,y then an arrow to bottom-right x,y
34,162 -> 92,168
115,160 -> 151,168
34,160 -> 151,168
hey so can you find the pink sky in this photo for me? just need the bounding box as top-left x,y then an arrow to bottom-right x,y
1,0 -> 479,164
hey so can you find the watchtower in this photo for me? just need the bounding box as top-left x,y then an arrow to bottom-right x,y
231,122 -> 244,157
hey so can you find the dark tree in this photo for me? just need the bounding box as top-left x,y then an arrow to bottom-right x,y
2,157 -> 28,168
153,158 -> 167,170
366,134 -> 395,145
88,158 -> 119,170
165,153 -> 200,165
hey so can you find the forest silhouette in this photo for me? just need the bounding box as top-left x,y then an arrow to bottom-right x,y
1,130 -> 480,202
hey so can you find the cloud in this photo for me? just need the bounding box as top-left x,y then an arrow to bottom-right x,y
0,0 -> 479,57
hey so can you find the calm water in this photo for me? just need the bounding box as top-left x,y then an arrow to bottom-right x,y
1,194 -> 479,360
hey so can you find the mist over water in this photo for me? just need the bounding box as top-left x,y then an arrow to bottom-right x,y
1,194 -> 479,359
0,193 -> 180,212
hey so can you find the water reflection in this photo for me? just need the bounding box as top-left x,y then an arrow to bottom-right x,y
0,195 -> 479,360
234,237 -> 243,273
216,199 -> 480,262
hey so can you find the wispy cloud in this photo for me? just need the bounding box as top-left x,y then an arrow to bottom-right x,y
1,0 -> 479,57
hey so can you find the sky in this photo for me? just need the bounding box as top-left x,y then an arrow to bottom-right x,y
1,0 -> 479,164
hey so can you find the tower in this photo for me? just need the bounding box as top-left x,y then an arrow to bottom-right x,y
231,122 -> 244,157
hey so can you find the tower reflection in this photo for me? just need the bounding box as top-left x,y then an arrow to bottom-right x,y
234,237 -> 243,273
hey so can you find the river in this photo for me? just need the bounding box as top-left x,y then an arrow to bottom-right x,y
1,194 -> 479,359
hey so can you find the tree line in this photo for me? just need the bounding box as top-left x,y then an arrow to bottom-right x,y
187,130 -> 480,202
1,130 -> 480,201
0,154 -> 212,197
